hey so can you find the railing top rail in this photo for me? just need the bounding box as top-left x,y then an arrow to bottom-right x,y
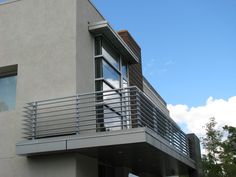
26,86 -> 139,105
22,86 -> 190,157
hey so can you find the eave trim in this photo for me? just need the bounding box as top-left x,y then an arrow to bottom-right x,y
89,21 -> 139,64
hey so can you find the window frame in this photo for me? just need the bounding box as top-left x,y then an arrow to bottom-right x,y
0,64 -> 18,112
94,36 -> 130,131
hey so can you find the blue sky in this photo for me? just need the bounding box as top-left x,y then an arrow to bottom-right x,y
1,0 -> 235,134
92,0 -> 236,107
1,0 -> 235,107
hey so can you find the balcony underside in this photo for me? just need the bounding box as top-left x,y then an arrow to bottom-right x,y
16,127 -> 196,175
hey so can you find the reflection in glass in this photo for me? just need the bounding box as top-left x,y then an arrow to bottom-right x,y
95,58 -> 102,78
103,60 -> 120,88
103,108 -> 121,131
122,61 -> 128,79
0,75 -> 17,112
102,40 -> 120,69
123,79 -> 128,88
94,36 -> 130,132
96,81 -> 122,131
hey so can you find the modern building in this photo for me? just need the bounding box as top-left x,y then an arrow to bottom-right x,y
0,0 -> 202,177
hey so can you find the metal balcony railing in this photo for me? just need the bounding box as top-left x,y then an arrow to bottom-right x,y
23,86 -> 190,156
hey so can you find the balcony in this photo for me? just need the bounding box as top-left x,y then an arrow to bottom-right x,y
16,87 -> 196,174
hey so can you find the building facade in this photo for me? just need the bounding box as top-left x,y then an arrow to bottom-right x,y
0,0 -> 202,177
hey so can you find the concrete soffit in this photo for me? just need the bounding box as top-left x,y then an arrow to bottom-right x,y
88,21 -> 140,64
16,128 -> 196,170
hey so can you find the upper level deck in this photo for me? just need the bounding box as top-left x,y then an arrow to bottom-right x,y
16,86 -> 196,174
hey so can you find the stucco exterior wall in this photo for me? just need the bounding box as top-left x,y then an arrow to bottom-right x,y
76,0 -> 104,93
0,0 -> 78,176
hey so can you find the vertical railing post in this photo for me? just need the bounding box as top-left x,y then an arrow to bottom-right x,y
127,88 -> 131,129
152,107 -> 158,133
76,95 -> 80,135
120,89 -> 124,130
186,135 -> 190,156
136,89 -> 142,127
32,102 -> 37,140
179,133 -> 184,155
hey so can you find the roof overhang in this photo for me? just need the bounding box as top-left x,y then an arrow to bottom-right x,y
89,21 -> 139,64
16,128 -> 196,171
16,128 -> 196,176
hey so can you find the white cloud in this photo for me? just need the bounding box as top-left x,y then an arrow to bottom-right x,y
164,59 -> 175,66
167,96 -> 236,138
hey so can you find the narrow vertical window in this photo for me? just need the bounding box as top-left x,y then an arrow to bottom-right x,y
94,36 -> 130,132
0,65 -> 17,112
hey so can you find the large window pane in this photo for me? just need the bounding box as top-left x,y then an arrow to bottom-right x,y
0,75 -> 17,112
103,60 -> 120,88
101,82 -> 121,113
102,39 -> 120,69
94,36 -> 130,132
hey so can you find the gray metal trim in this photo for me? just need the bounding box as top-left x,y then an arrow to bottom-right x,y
89,21 -> 140,64
20,86 -> 190,157
16,127 -> 196,170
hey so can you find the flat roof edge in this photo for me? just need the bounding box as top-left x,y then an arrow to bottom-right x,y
89,21 -> 140,64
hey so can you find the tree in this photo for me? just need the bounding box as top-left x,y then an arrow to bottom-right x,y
202,117 -> 223,177
201,118 -> 236,177
220,126 -> 236,177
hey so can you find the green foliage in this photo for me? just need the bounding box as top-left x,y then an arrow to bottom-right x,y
202,118 -> 236,177
220,126 -> 236,177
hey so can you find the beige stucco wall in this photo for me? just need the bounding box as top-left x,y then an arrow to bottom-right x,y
0,0 -> 104,176
76,0 -> 104,93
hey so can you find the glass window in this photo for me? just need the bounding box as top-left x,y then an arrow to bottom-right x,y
123,79 -> 128,88
102,39 -> 120,69
0,75 -> 17,112
122,61 -> 128,79
94,36 -> 130,132
97,81 -> 121,113
103,108 -> 121,131
95,58 -> 102,78
103,60 -> 120,88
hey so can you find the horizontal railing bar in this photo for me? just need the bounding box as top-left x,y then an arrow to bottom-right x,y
34,112 -> 77,119
32,93 -> 133,111
24,113 -> 135,129
22,87 -> 190,157
31,102 -> 78,111
26,86 -> 138,104
26,122 -> 140,139
29,99 -> 137,117
28,101 -> 135,119
27,105 -> 137,121
35,131 -> 77,138
32,125 -> 78,133
139,92 -> 183,130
